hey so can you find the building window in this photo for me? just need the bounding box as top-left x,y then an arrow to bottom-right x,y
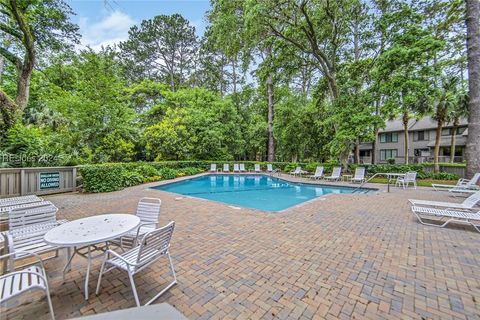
457,127 -> 466,135
414,130 -> 427,141
379,132 -> 398,143
441,128 -> 452,136
380,149 -> 398,161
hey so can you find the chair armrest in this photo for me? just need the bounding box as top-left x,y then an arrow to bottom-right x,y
105,249 -> 136,266
0,250 -> 46,270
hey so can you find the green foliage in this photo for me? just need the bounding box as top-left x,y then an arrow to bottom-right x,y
158,167 -> 178,180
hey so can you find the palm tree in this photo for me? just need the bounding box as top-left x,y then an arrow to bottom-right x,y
465,0 -> 480,177
447,89 -> 469,163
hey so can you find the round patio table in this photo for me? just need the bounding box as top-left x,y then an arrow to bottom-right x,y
44,214 -> 140,300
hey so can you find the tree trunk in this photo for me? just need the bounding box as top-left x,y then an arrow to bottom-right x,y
15,63 -> 33,110
267,72 -> 275,162
465,0 -> 480,178
433,119 -> 443,172
372,128 -> 378,164
0,89 -> 17,131
450,117 -> 459,163
354,139 -> 360,164
0,55 -> 5,85
402,112 -> 410,164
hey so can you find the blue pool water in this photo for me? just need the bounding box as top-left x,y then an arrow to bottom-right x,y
152,175 -> 372,212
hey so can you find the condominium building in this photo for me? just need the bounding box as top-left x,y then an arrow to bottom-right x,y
358,117 -> 468,164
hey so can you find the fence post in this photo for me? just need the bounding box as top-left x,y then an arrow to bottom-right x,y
20,169 -> 26,195
72,167 -> 77,192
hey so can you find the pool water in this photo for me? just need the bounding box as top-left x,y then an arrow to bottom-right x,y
152,175 -> 372,212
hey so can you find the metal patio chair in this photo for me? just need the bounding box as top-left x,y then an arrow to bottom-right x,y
96,221 -> 177,307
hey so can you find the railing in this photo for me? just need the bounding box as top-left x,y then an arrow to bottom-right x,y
0,166 -> 77,198
356,172 -> 405,193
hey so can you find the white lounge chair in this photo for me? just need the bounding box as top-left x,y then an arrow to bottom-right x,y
0,251 -> 55,320
0,195 -> 42,207
233,163 -> 240,172
267,164 -> 274,173
309,166 -> 324,179
239,163 -> 246,172
290,166 -> 307,177
432,173 -> 480,192
254,164 -> 261,173
5,203 -> 69,270
324,167 -> 342,181
209,164 -> 217,172
116,198 -> 161,249
396,171 -> 417,189
223,164 -> 230,172
351,167 -> 366,183
96,222 -> 177,307
411,206 -> 480,232
409,189 -> 480,209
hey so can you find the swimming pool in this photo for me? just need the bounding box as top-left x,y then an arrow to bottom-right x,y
152,174 -> 373,212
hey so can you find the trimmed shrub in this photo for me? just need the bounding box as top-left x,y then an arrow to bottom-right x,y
158,167 -> 178,180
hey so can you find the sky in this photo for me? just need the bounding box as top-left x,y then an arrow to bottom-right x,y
68,0 -> 211,51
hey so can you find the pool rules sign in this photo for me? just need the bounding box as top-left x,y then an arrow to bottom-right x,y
39,172 -> 60,190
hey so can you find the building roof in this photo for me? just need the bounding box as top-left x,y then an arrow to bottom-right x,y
379,116 -> 468,133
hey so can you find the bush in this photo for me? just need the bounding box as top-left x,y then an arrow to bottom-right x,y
135,164 -> 158,178
158,167 -> 178,180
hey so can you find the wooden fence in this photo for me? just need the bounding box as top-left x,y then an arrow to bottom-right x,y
0,166 -> 77,198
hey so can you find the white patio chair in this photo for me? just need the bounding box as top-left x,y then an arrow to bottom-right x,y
411,206 -> 480,232
351,167 -> 366,183
408,189 -> 480,209
267,164 -> 273,173
0,195 -> 42,207
233,163 -> 240,172
223,164 -> 230,172
0,200 -> 52,213
324,167 -> 342,181
96,221 -> 177,307
209,164 -> 217,172
254,164 -> 261,173
5,203 -> 69,270
309,166 -> 324,179
0,251 -> 55,320
116,198 -> 162,249
239,163 -> 246,172
432,173 -> 480,192
396,171 -> 417,189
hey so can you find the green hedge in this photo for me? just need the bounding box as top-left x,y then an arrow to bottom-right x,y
79,160 -> 460,193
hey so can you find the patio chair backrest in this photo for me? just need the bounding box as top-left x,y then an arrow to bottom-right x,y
223,164 -> 229,171
467,173 -> 480,187
9,203 -> 57,230
331,167 -> 342,178
404,171 -> 417,182
136,221 -> 175,266
463,190 -> 480,208
210,164 -> 216,171
136,197 -> 161,226
0,200 -> 51,213
240,163 -> 246,171
267,164 -> 273,172
0,195 -> 42,207
254,164 -> 261,172
315,166 -> 324,176
354,167 -> 365,179
294,166 -> 301,173
234,164 -> 240,171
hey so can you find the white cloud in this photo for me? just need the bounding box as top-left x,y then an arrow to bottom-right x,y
78,11 -> 136,51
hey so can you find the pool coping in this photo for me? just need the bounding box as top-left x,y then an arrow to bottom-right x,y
148,173 -> 379,213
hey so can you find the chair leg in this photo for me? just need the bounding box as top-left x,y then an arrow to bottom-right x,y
95,255 -> 108,295
145,252 -> 177,306
45,287 -> 56,320
128,270 -> 141,307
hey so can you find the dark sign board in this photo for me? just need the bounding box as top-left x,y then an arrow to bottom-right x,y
40,172 -> 60,190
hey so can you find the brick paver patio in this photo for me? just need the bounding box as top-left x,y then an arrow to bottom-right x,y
2,174 -> 480,319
